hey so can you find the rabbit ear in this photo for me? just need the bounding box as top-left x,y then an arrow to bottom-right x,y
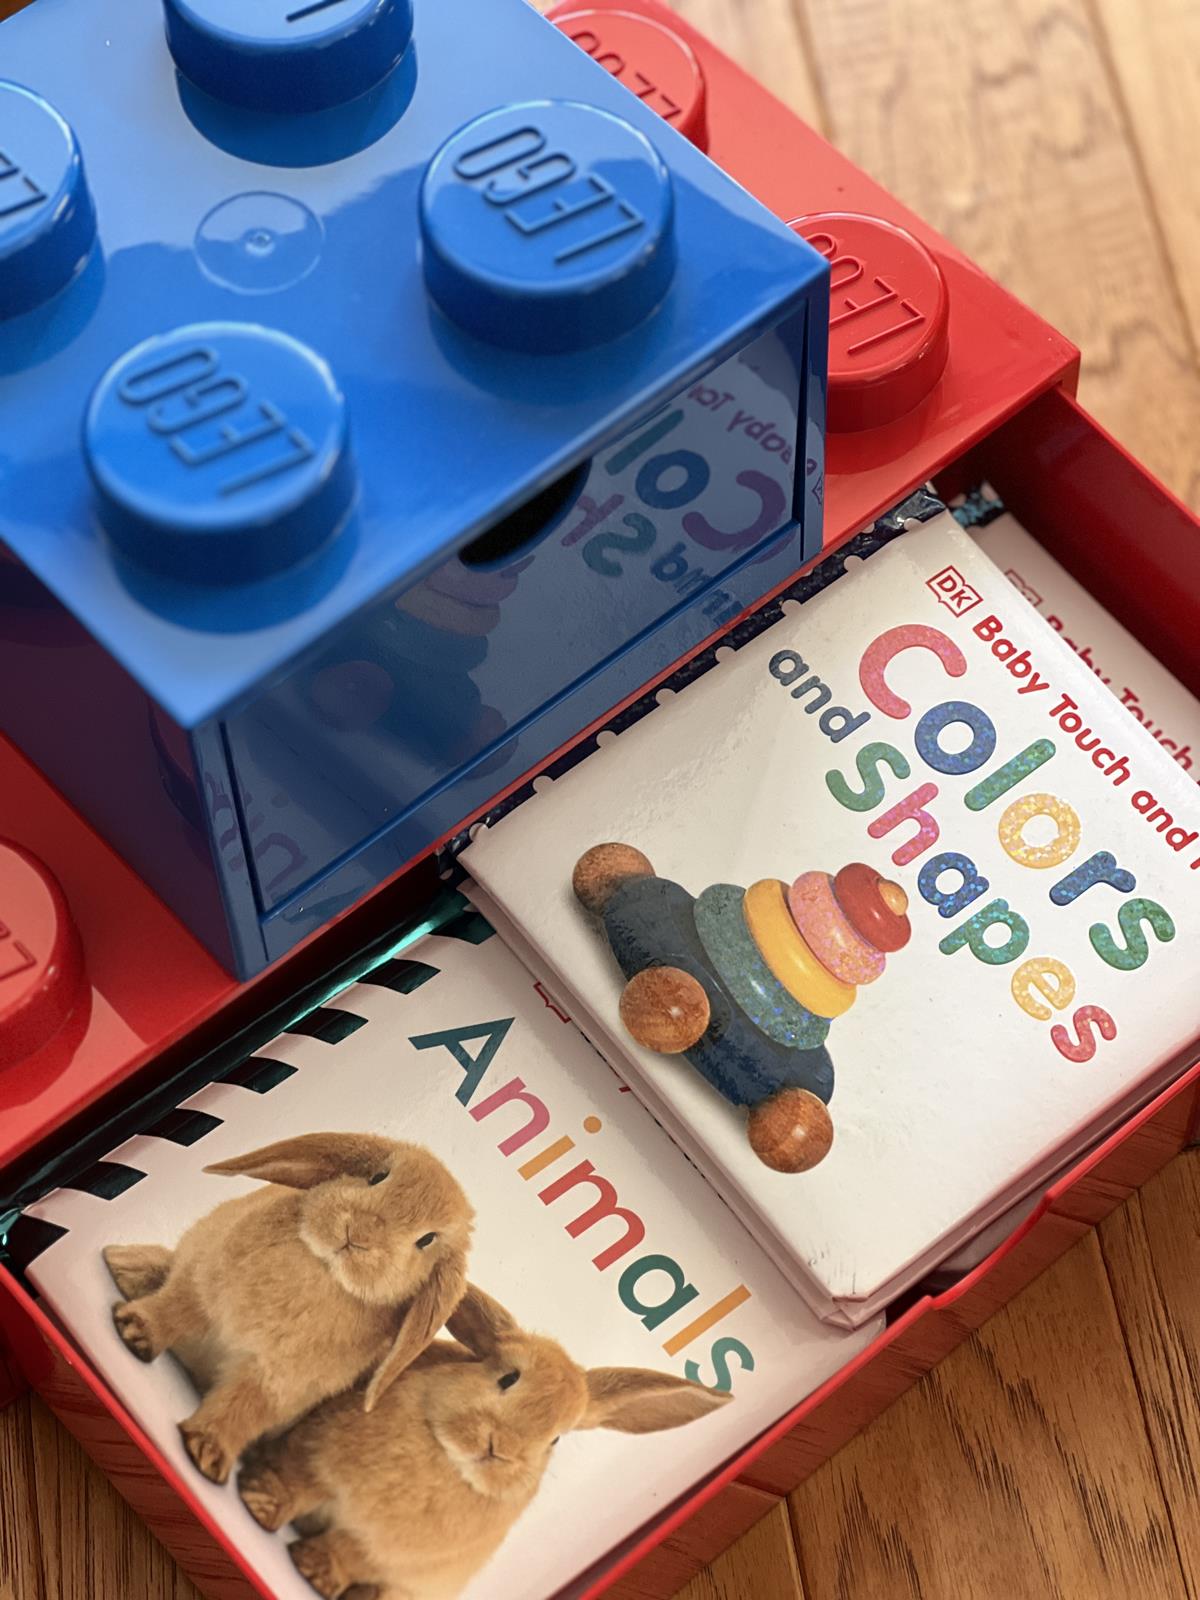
203,1132 -> 394,1190
580,1368 -> 733,1435
363,1253 -> 468,1413
444,1282 -> 521,1358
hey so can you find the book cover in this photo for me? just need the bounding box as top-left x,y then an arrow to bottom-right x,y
20,912 -> 873,1600
908,504 -> 1200,1289
975,511 -> 1199,787
464,512 -> 1200,1324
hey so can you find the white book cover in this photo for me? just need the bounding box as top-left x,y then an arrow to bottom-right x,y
21,915 -> 873,1600
464,511 -> 1200,1326
890,505 -> 1200,1289
975,511 -> 1199,787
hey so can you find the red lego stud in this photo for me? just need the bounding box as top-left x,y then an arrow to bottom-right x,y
790,212 -> 951,432
0,840 -> 87,1067
550,6 -> 709,148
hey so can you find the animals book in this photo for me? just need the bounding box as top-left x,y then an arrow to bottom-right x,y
19,907 -> 875,1600
464,511 -> 1200,1325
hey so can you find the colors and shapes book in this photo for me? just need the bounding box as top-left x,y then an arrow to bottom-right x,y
974,510 -> 1199,788
464,511 -> 1200,1326
21,911 -> 875,1600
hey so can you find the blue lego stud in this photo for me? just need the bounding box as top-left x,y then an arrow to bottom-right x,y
420,100 -> 677,352
0,82 -> 97,320
162,0 -> 415,114
83,323 -> 356,584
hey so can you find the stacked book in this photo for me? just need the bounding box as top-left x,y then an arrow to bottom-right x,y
465,509 -> 1200,1324
22,915 -> 876,1600
19,505 -> 1200,1598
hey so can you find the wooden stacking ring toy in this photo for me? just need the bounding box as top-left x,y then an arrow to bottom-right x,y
742,878 -> 854,1020
787,871 -> 886,985
832,863 -> 911,953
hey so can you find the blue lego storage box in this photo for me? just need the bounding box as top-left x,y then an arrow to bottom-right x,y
0,0 -> 829,978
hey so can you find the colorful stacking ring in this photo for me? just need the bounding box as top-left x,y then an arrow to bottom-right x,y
604,875 -> 833,1107
833,863 -> 911,953
787,872 -> 885,986
693,883 -> 831,1049
742,879 -> 855,1020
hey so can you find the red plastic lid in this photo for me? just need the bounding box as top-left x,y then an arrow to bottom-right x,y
790,212 -> 951,432
0,840 -> 87,1067
551,7 -> 708,149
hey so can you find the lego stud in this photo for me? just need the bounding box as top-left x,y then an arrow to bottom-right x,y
0,82 -> 96,320
162,0 -> 415,115
420,100 -> 677,353
789,212 -> 951,432
551,8 -> 709,149
0,841 -> 87,1067
83,322 -> 356,585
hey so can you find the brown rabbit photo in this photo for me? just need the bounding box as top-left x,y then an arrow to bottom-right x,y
237,1282 -> 733,1600
103,1131 -> 474,1486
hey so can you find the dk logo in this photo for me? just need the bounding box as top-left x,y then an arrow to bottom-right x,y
926,565 -> 982,616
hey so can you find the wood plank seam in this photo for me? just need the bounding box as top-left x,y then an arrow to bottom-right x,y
782,0 -> 833,135
1077,0 -> 1200,375
1098,1188 -> 1200,1600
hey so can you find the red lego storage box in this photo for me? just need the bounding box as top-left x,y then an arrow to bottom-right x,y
1,2 -> 1198,1598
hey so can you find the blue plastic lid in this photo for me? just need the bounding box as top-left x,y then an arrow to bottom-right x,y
420,100 -> 677,352
163,0 -> 415,114
0,82 -> 96,320
84,323 -> 356,585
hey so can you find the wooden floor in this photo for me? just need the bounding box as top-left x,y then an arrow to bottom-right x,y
2,0 -> 1199,1597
